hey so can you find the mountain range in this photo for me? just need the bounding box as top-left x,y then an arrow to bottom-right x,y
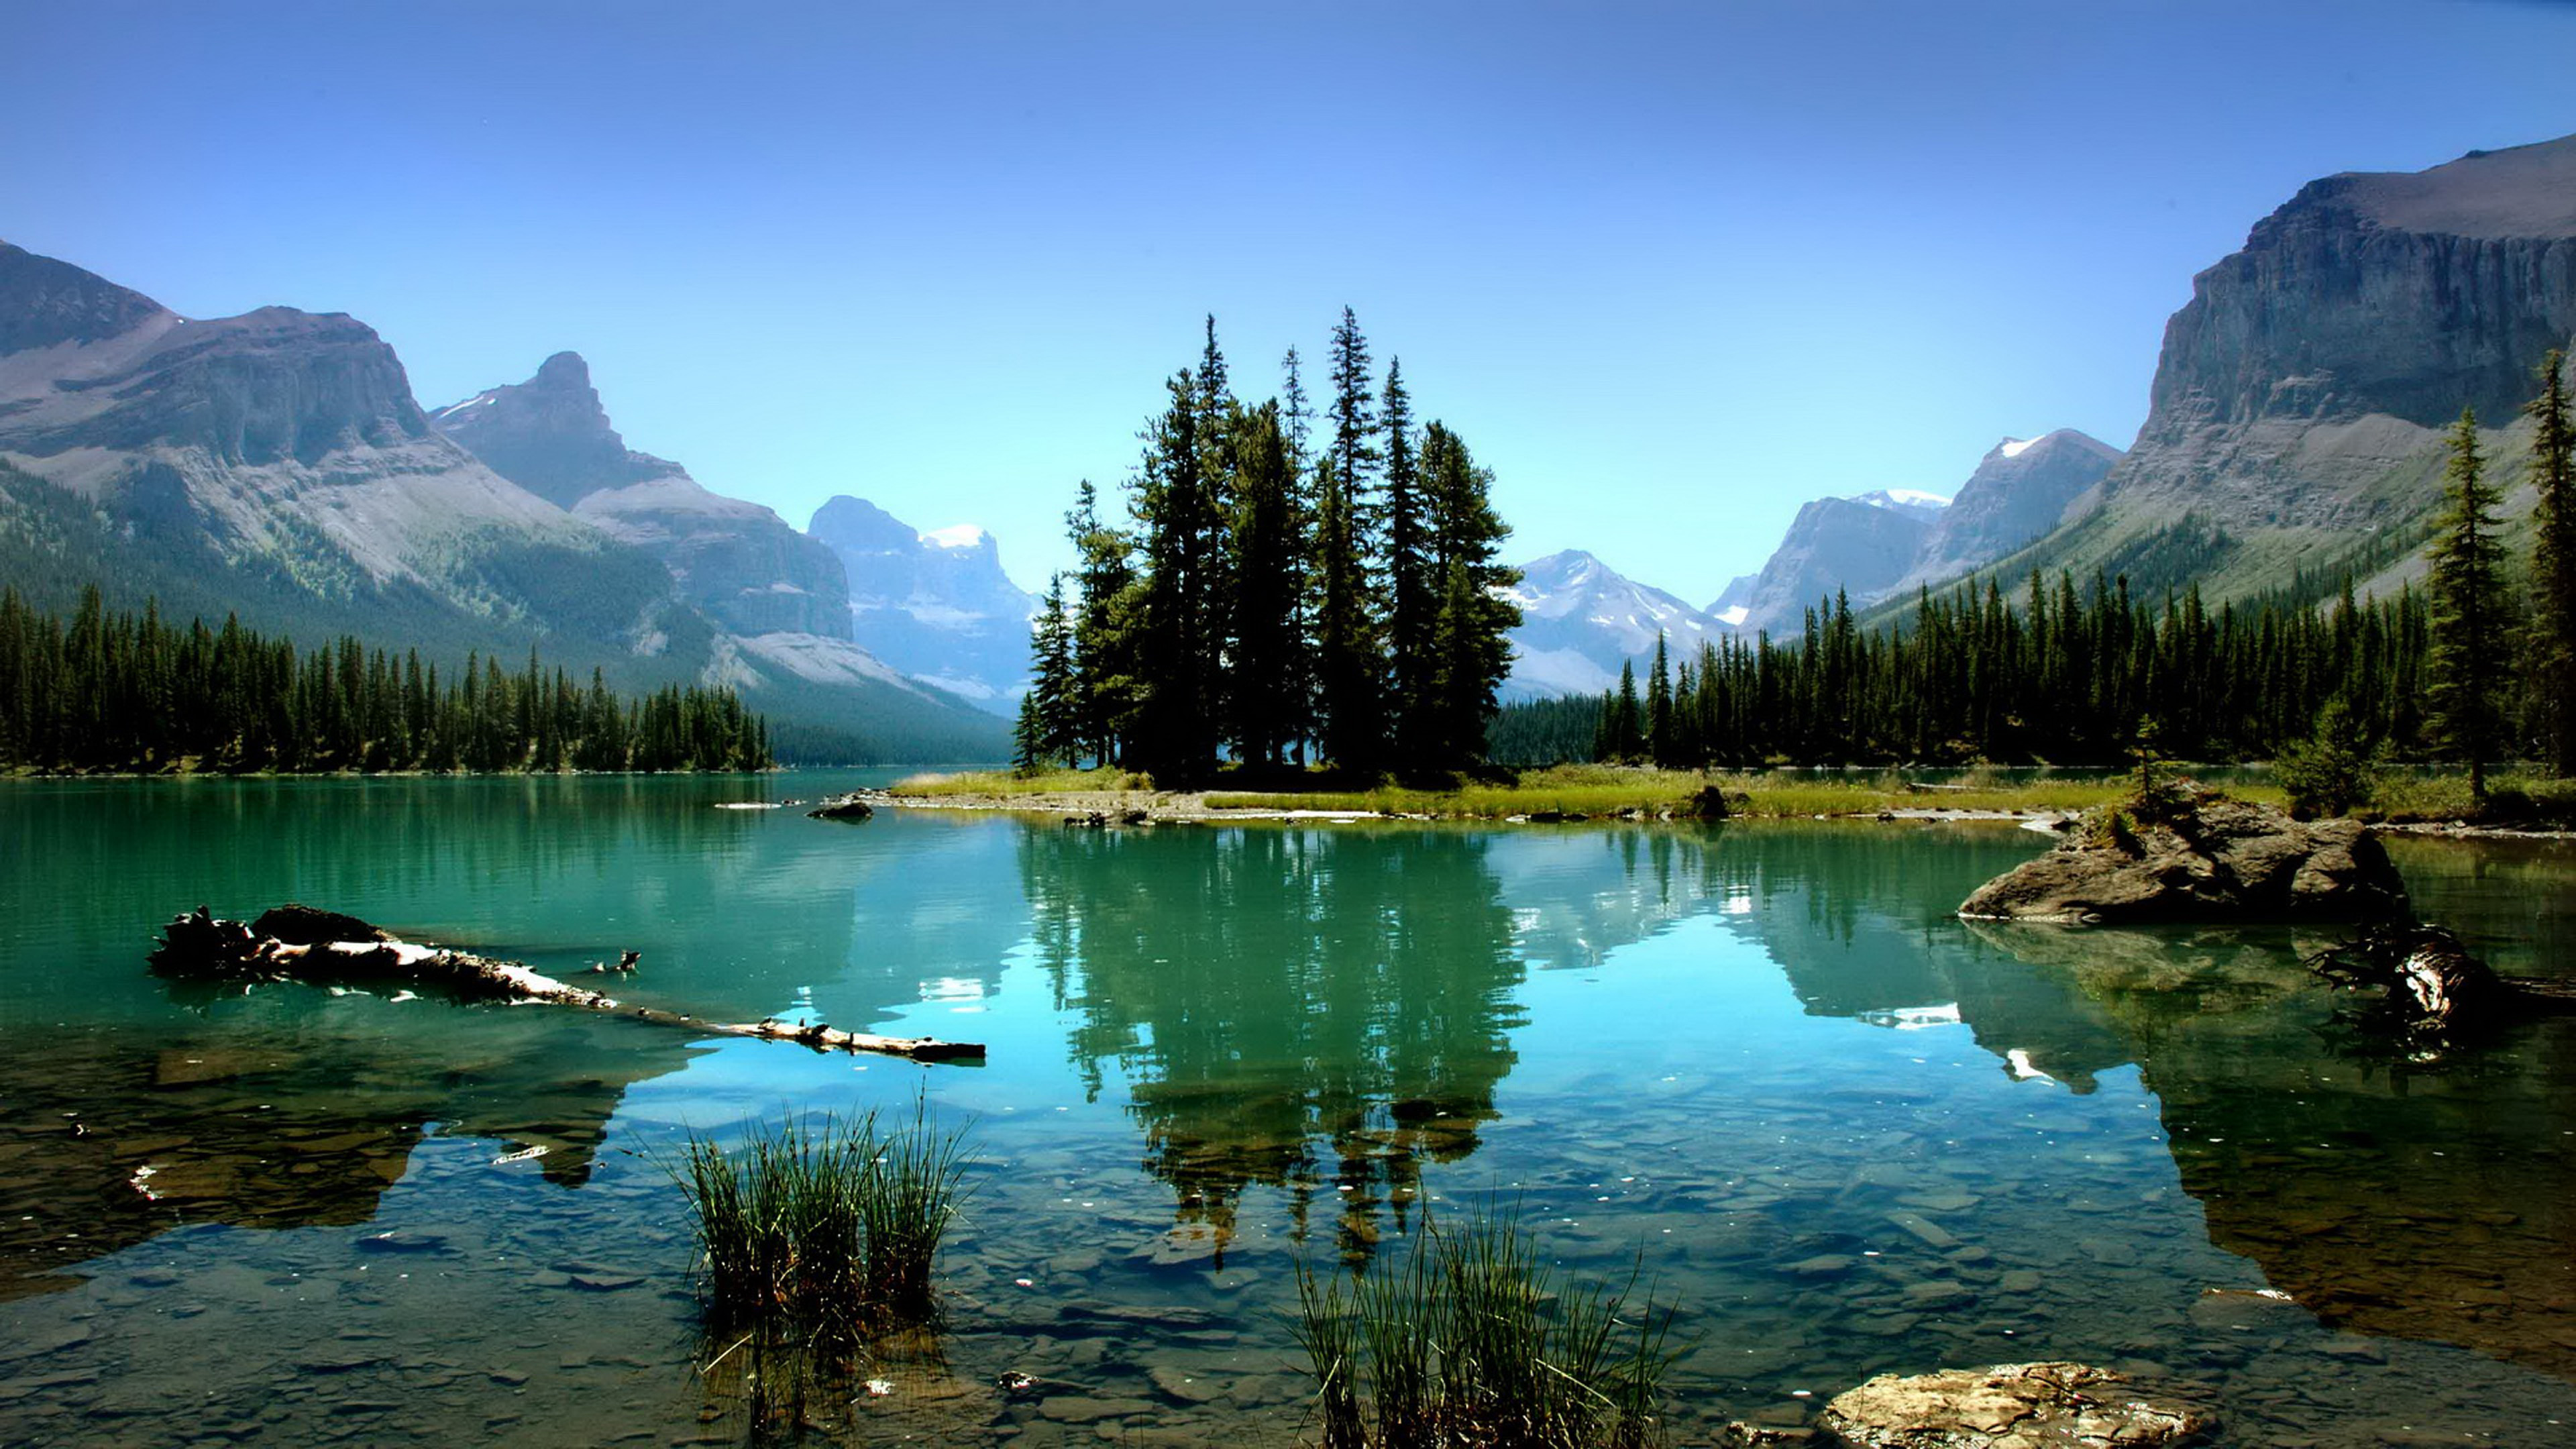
1505,134 -> 2576,696
0,242 -> 1006,762
1499,430 -> 2119,694
9,131 -> 2571,736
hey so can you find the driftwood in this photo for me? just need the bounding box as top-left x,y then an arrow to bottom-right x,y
150,907 -> 983,1064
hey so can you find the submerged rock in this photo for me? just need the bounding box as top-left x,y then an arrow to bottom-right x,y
1957,786 -> 2406,924
1809,1361 -> 2212,1446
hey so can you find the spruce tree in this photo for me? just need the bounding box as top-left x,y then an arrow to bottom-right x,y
1312,452 -> 1383,773
1277,346 -> 1319,763
2426,407 -> 2514,800
1027,573 -> 1079,767
1065,479 -> 1140,766
2527,350 -> 2576,776
1130,367 -> 1228,782
1646,633 -> 1673,765
1315,308 -> 1387,773
1225,402 -> 1305,769
1611,661 -> 1643,762
1381,359 -> 1435,768
1417,421 -> 1519,769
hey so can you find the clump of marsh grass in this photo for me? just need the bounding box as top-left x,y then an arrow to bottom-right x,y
1291,1202 -> 1676,1448
673,1096 -> 969,1352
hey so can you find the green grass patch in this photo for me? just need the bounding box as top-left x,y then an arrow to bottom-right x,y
892,765 -> 1155,794
1207,765 -> 2215,820
672,1099 -> 969,1351
2368,771 -> 2576,827
1293,1201 -> 1675,1449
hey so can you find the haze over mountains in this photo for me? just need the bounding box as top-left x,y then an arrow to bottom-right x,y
0,241 -> 1006,761
808,496 -> 1036,711
5,133 -> 2572,733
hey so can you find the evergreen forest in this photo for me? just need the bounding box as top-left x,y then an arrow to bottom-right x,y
1014,311 -> 1521,784
1503,350 -> 2576,786
0,587 -> 772,774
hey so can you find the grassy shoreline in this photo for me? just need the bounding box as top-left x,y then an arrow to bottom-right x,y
886,763 -> 2576,827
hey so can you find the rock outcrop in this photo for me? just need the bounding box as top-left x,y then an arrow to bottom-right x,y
434,354 -> 854,639
1957,788 -> 2408,924
1799,1362 -> 2212,1448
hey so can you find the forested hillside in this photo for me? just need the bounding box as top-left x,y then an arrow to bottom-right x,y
0,588 -> 769,774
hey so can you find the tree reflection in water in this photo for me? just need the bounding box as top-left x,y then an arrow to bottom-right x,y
1019,825 -> 1524,1262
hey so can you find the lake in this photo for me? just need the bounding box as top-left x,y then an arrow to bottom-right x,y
2,773 -> 2573,1446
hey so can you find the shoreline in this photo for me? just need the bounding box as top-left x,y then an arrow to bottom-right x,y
858,787 -> 2092,827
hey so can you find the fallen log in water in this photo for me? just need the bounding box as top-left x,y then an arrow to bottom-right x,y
149,906 -> 985,1064
2306,922 -> 2576,1051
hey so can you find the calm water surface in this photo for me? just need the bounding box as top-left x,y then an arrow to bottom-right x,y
2,774 -> 2573,1446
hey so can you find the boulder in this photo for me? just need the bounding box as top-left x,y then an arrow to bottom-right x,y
1813,1361 -> 2212,1447
806,794 -> 875,821
1957,788 -> 2406,924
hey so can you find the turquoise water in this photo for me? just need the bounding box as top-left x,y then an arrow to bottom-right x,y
1,774 -> 2572,1445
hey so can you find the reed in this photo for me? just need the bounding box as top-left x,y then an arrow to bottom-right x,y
1293,1203 -> 1675,1448
672,1099 -> 969,1349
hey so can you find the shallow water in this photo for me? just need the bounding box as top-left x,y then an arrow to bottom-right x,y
1,774 -> 2572,1446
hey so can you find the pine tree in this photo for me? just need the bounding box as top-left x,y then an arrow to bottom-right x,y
1646,633 -> 1673,765
1609,661 -> 1643,762
1026,572 -> 1079,767
1277,346 -> 1319,763
1130,363 -> 1228,782
1065,479 -> 1140,766
2426,407 -> 2514,800
1226,401 -> 1306,769
1381,359 -> 1435,767
1417,421 -> 1519,770
1311,452 -> 1383,773
1316,309 -> 1387,773
2527,350 -> 2576,776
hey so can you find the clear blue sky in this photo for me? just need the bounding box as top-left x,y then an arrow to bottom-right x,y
8,1 -> 2575,603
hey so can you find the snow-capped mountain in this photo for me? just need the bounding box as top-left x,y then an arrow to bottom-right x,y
807,497 -> 1036,714
1501,549 -> 1728,699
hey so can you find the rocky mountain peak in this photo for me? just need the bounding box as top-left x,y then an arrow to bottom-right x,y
429,352 -> 661,508
0,242 -> 172,356
812,495 -> 930,557
806,495 -> 1034,712
1896,429 -> 2123,594
533,350 -> 594,388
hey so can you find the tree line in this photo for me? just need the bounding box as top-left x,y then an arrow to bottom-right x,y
0,586 -> 771,774
1014,311 -> 1521,784
1508,350 -> 2576,785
